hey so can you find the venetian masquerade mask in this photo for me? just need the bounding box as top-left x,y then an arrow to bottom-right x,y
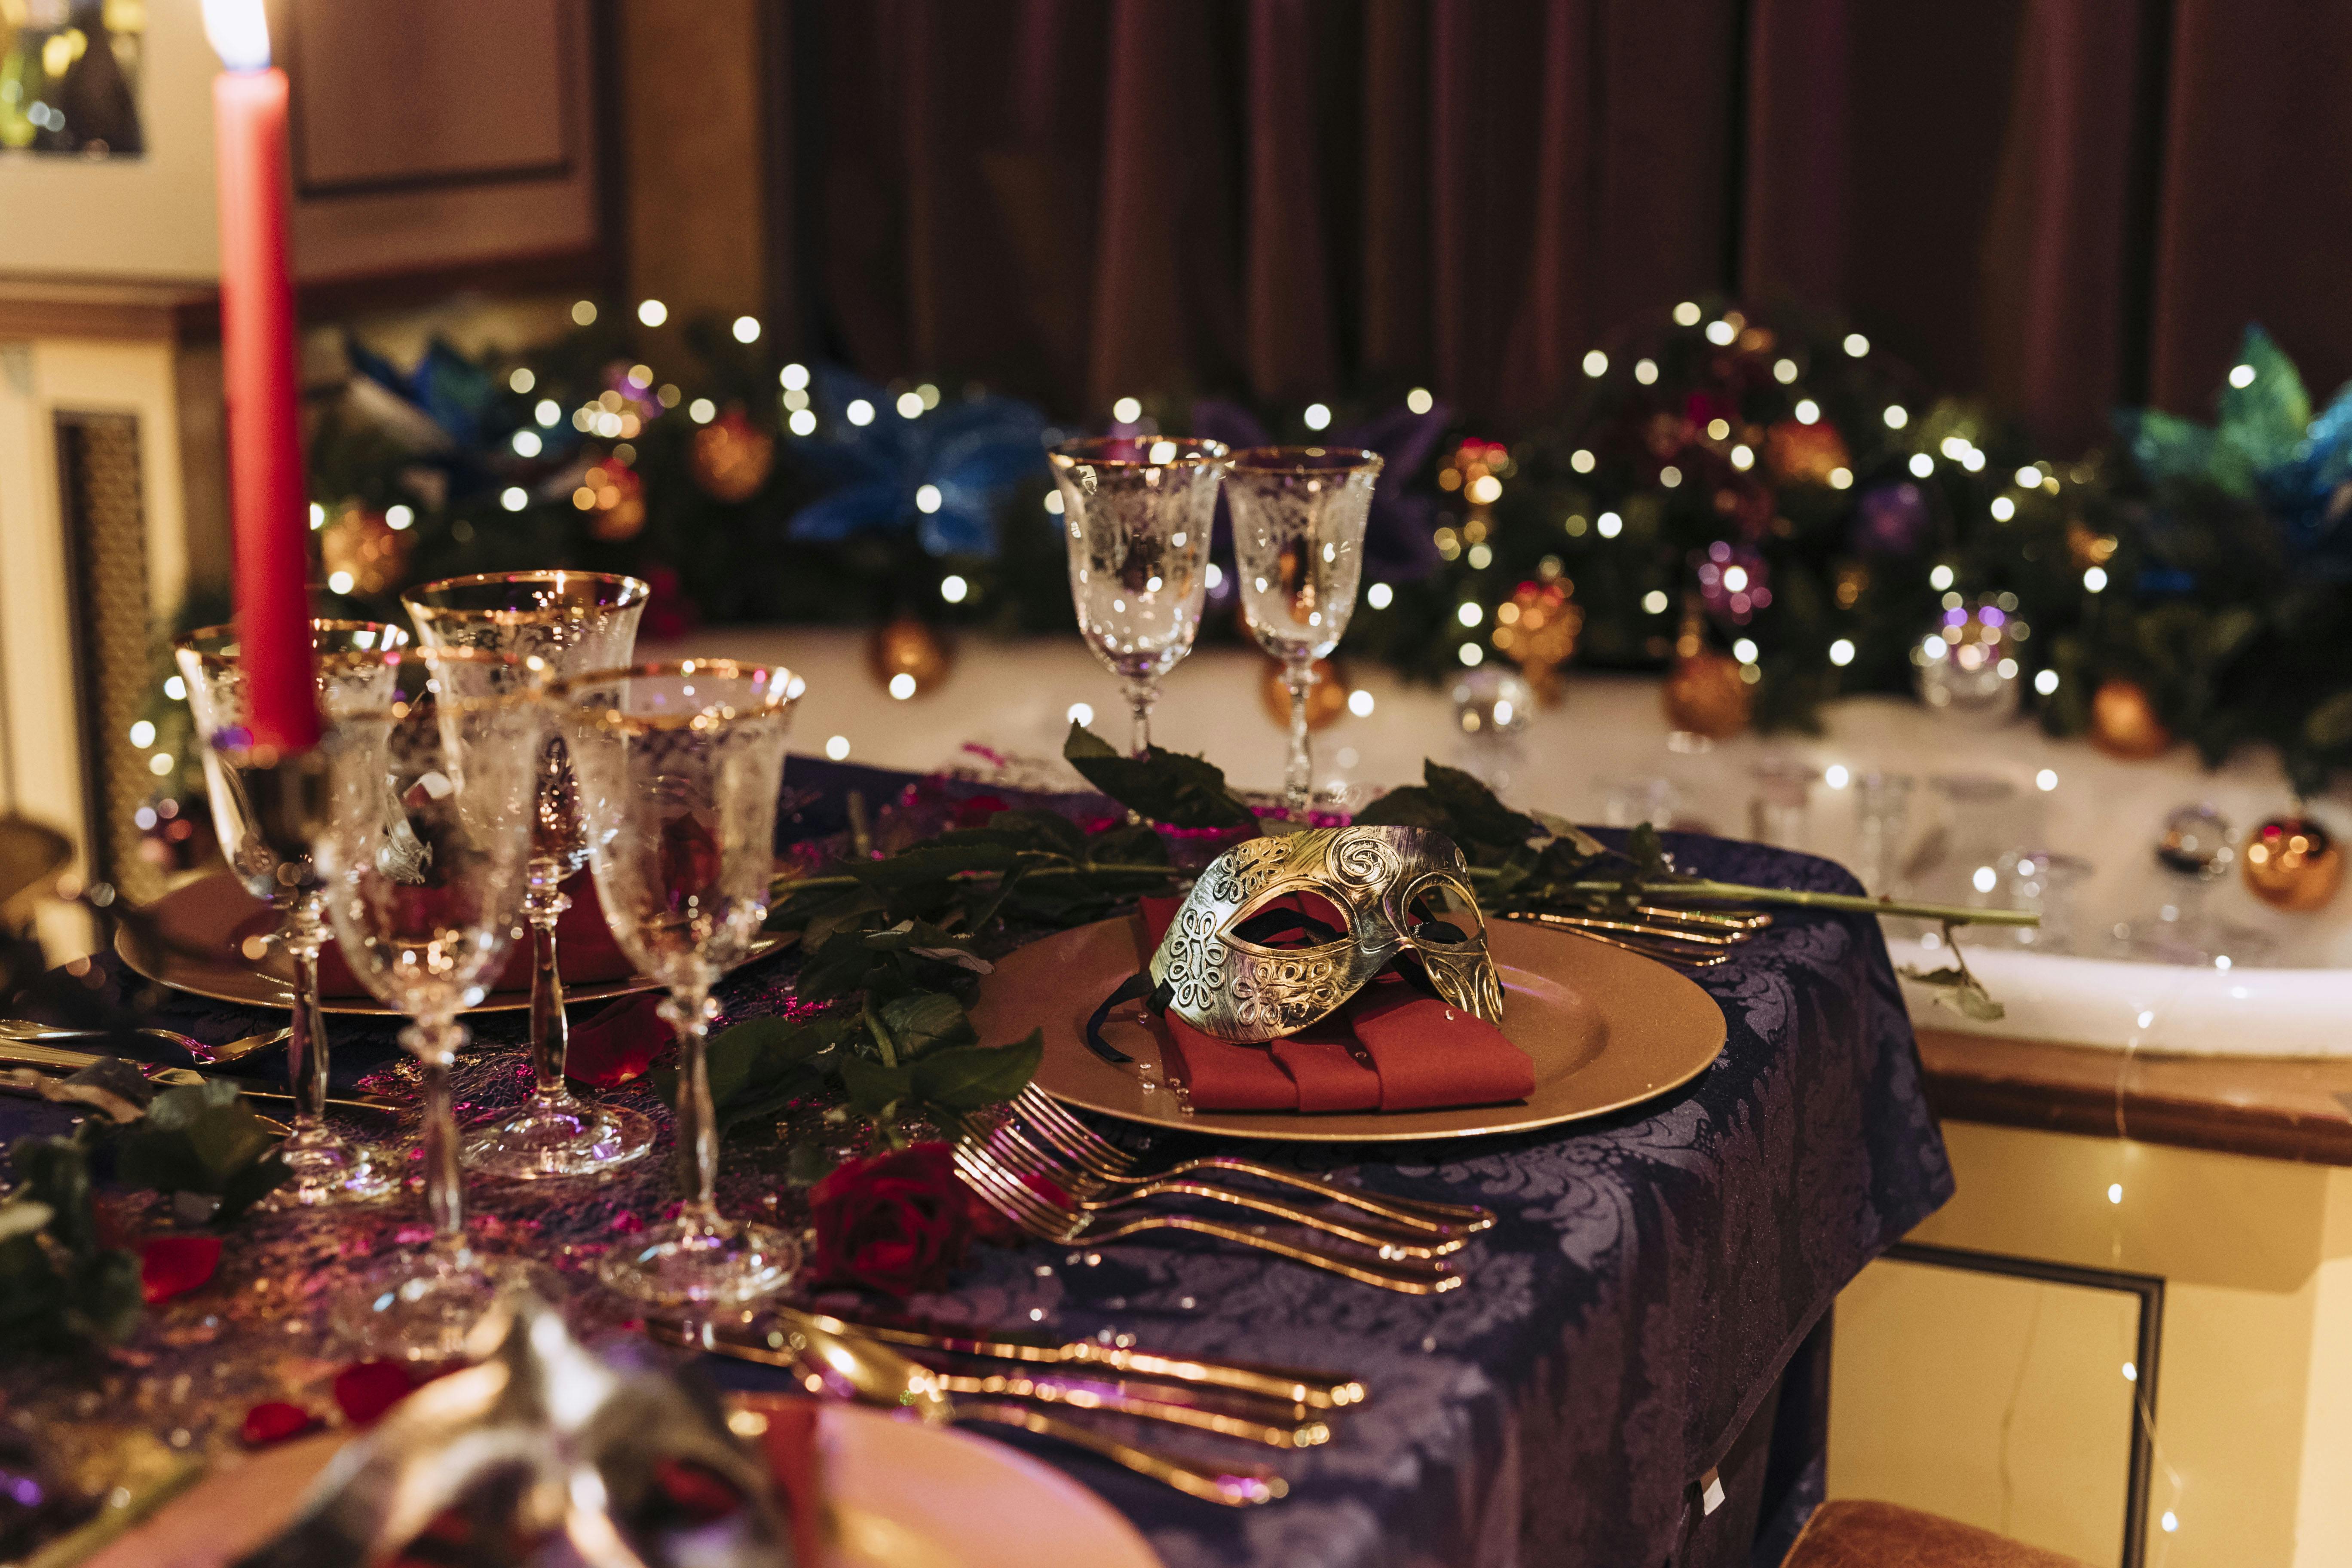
1137,826 -> 1503,1045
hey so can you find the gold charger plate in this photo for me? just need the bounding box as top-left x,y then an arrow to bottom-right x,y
116,872 -> 792,1017
968,914 -> 1727,1143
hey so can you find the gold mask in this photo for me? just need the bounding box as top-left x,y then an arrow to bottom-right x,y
1148,826 -> 1503,1043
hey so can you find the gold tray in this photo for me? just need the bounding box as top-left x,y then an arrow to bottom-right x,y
968,914 -> 1727,1144
116,872 -> 791,1017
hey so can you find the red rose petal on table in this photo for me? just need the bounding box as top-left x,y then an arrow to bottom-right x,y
333,1359 -> 424,1425
239,1401 -> 318,1447
567,992 -> 671,1088
139,1234 -> 222,1303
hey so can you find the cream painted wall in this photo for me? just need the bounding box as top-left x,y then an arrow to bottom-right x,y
1831,1123 -> 2352,1567
0,333 -> 190,951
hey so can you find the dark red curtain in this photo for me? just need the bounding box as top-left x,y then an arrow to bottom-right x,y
776,0 -> 2352,451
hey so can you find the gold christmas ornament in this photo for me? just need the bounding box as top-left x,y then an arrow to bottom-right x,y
575,460 -> 647,542
868,615 -> 952,698
2242,815 -> 2343,912
1764,420 -> 1850,487
1494,578 -> 1583,703
1258,656 -> 1348,732
689,409 -> 776,503
2087,677 -> 2171,760
1662,605 -> 1750,741
318,505 -> 413,597
2066,519 -> 2119,572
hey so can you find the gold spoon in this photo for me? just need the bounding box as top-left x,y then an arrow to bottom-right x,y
0,1019 -> 291,1066
715,1316 -> 1289,1506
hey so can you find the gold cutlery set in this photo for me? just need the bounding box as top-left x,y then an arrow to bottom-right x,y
951,1085 -> 1490,1295
658,1307 -> 1362,1507
1507,904 -> 1771,968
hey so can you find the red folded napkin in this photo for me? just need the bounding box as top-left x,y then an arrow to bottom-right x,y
232,875 -> 637,999
1134,896 -> 1533,1113
753,1397 -> 826,1568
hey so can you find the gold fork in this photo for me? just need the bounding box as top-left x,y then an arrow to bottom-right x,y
964,1114 -> 1466,1259
951,1140 -> 1463,1295
1008,1085 -> 1495,1234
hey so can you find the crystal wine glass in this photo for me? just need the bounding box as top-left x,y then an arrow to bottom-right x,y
555,660 -> 804,1308
403,571 -> 655,1181
1225,447 -> 1382,815
175,620 -> 407,1208
1048,436 -> 1229,755
312,650 -> 547,1357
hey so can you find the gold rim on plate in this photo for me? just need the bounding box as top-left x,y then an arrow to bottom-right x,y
968,915 -> 1727,1143
115,872 -> 790,1017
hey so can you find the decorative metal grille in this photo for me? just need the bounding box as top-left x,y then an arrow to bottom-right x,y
55,410 -> 161,904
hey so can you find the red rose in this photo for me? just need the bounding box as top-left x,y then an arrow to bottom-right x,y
808,1144 -> 977,1296
140,1234 -> 222,1304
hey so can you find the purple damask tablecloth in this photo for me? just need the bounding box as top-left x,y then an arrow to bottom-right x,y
3,759 -> 1950,1568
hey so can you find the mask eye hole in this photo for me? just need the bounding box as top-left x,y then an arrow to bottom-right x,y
1405,877 -> 1480,944
1227,888 -> 1348,950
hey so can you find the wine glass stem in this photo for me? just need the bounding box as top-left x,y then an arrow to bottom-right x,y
1124,677 -> 1158,758
405,1020 -> 466,1243
668,988 -> 720,1228
280,895 -> 331,1130
1284,658 -> 1315,817
524,870 -> 570,1103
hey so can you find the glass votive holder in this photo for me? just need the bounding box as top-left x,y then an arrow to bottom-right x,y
1996,848 -> 2093,952
1748,757 -> 1817,849
1852,771 -> 1916,894
1597,775 -> 1681,830
1915,597 -> 2024,725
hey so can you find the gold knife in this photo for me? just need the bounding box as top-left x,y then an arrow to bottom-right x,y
0,1041 -> 404,1116
668,1307 -> 1367,1410
667,1318 -> 1331,1448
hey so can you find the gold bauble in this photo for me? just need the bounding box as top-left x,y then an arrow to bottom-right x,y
1765,420 -> 1851,487
867,616 -> 952,698
576,460 -> 647,542
1259,657 -> 1350,731
688,409 -> 775,503
318,505 -> 413,596
1495,579 -> 1583,704
2242,815 -> 2343,912
1662,649 -> 1752,740
2087,678 -> 2171,760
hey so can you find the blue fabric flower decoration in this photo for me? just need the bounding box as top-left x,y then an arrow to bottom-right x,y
1189,398 -> 1449,583
2115,324 -> 2352,579
787,371 -> 1050,558
345,334 -> 497,450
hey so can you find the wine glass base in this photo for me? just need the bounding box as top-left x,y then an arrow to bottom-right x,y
597,1217 -> 800,1309
266,1125 -> 400,1209
332,1245 -> 558,1362
464,1096 -> 654,1181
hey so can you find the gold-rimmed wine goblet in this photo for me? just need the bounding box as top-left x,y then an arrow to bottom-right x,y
174,620 -> 406,1207
401,571 -> 655,1181
555,659 -> 803,1308
1048,437 -> 1230,755
313,649 -> 549,1358
1225,447 -> 1382,817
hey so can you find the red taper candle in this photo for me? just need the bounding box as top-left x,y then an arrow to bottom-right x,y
208,0 -> 317,753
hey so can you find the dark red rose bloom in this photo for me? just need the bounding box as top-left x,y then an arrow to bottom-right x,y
239,1401 -> 318,1447
140,1234 -> 222,1304
808,1143 -> 979,1296
658,811 -> 723,912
